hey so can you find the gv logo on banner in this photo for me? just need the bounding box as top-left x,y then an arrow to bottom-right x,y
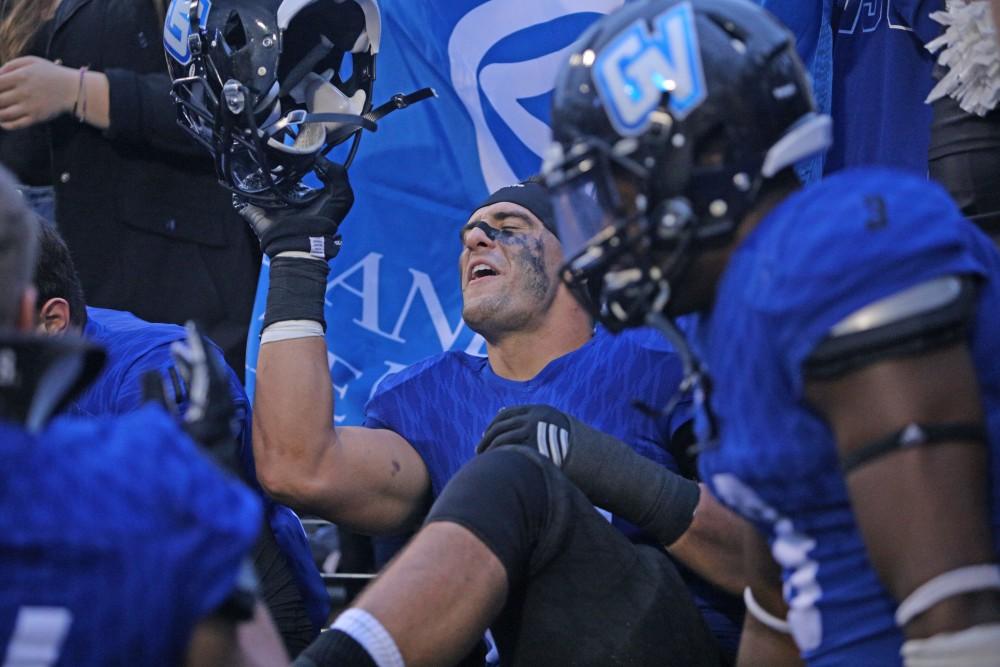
448,0 -> 624,193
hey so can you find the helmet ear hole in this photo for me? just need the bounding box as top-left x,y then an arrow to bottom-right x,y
223,11 -> 247,51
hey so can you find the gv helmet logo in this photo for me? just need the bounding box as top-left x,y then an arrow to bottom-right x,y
593,1 -> 706,136
164,0 -> 213,66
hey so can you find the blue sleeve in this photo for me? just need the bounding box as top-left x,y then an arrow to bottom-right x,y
113,346 -> 176,413
362,368 -> 413,433
765,173 -> 987,395
363,389 -> 398,432
115,342 -> 249,427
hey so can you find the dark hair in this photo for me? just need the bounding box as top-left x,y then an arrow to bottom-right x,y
34,222 -> 87,328
0,167 -> 38,328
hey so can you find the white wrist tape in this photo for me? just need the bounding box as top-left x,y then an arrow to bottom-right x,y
901,623 -> 1000,667
896,564 -> 1000,627
330,608 -> 404,667
260,319 -> 325,344
744,586 -> 791,635
275,250 -> 327,262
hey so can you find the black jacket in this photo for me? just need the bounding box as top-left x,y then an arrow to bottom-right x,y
23,0 -> 261,376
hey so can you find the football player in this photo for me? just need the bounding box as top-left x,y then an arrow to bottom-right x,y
0,164 -> 286,664
175,0 -> 748,663
31,222 -> 330,656
243,170 -> 736,666
542,0 -> 1000,665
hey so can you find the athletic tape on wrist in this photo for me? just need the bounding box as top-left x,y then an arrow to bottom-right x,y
276,250 -> 328,262
330,609 -> 404,667
264,257 -> 329,330
743,587 -> 791,634
563,415 -> 699,546
895,564 -> 1000,627
261,320 -> 325,344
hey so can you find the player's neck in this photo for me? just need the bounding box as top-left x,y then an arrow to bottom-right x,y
485,294 -> 593,381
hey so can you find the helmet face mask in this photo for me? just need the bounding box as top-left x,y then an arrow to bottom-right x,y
544,0 -> 832,328
165,0 -> 380,207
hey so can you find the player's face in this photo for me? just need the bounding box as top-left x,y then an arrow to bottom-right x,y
458,202 -> 564,338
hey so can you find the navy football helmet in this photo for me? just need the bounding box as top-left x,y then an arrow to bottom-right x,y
165,0 -> 431,207
543,0 -> 831,329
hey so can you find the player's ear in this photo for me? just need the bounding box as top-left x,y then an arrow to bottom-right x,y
35,297 -> 72,335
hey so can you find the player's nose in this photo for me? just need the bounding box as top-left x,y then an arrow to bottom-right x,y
462,221 -> 499,249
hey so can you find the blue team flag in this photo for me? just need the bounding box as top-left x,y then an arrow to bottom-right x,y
246,1 -> 626,424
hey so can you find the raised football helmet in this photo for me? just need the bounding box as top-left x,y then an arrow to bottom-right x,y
543,0 -> 832,329
164,0 -> 430,207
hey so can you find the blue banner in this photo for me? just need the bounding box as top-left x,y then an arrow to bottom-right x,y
246,0 -> 626,424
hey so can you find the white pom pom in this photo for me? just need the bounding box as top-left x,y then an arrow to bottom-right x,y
925,0 -> 1000,117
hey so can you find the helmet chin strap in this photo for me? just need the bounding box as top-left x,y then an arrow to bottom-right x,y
642,310 -> 720,451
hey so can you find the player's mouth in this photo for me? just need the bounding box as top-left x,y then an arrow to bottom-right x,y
467,261 -> 500,286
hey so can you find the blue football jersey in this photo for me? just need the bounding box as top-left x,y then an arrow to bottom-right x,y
365,326 -> 745,655
70,307 -> 247,418
0,407 -> 261,665
365,326 -> 686,498
826,0 -> 941,174
68,307 -> 329,630
695,168 -> 1000,665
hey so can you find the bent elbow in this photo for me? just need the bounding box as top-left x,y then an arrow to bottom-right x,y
252,441 -> 338,516
255,459 -> 307,507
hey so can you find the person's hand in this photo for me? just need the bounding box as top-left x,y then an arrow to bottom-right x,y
235,159 -> 354,260
0,56 -> 78,130
169,321 -> 239,451
477,404 -> 701,545
476,404 -> 574,465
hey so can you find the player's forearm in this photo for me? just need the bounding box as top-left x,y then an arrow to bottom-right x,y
253,335 -> 336,506
668,487 -> 748,595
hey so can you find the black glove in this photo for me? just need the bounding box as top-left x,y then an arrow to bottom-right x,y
235,159 -> 354,261
477,404 -> 701,546
238,160 -> 354,330
167,322 -> 242,475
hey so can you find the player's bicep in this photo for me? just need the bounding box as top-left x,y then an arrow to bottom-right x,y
321,426 -> 432,534
803,275 -> 983,466
802,277 -> 996,633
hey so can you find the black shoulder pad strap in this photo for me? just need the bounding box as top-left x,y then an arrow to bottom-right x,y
804,275 -> 978,381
